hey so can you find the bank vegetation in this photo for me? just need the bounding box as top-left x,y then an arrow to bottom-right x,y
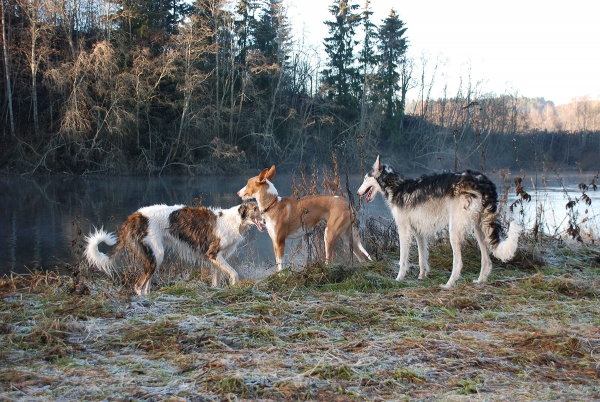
1,0 -> 599,175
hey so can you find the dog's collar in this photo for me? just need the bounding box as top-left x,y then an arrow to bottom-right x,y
262,196 -> 278,213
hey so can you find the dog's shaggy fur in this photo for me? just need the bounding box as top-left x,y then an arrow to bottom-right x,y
238,165 -> 371,271
84,201 -> 266,295
357,156 -> 521,289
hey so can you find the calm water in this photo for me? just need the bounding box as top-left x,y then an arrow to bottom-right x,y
1,172 -> 599,276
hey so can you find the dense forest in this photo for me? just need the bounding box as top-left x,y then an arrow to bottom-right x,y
1,0 -> 599,175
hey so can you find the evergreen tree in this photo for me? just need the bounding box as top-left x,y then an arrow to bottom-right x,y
322,0 -> 361,118
235,0 -> 258,66
114,0 -> 192,46
358,0 -> 378,84
254,0 -> 288,64
248,0 -> 292,140
377,9 -> 408,142
358,0 -> 379,133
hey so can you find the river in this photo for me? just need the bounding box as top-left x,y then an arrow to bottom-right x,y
1,171 -> 599,277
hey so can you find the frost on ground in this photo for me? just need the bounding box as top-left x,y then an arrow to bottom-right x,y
1,242 -> 599,401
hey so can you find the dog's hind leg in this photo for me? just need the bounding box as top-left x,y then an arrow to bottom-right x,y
415,233 -> 430,279
136,237 -> 164,295
351,226 -> 372,262
441,217 -> 470,289
473,224 -> 492,283
441,232 -> 463,289
340,226 -> 371,263
135,256 -> 157,296
324,220 -> 345,264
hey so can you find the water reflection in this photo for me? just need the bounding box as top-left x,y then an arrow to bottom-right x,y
0,175 -> 267,276
1,172 -> 599,276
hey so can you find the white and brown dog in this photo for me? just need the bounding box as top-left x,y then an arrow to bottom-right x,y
237,165 -> 371,271
84,201 -> 266,295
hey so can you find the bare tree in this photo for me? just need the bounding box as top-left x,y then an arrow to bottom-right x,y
1,0 -> 15,136
18,0 -> 53,139
163,16 -> 213,168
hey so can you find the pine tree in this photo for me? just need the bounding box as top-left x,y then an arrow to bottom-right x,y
359,0 -> 378,84
358,0 -> 379,134
377,9 -> 408,142
114,0 -> 192,47
254,0 -> 289,64
322,0 -> 362,118
235,0 -> 258,66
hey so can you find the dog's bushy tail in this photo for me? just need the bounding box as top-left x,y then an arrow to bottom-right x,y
480,206 -> 522,262
84,228 -> 118,275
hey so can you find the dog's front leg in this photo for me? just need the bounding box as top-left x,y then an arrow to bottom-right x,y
210,254 -> 239,286
272,236 -> 286,272
212,267 -> 222,287
396,226 -> 413,281
414,233 -> 430,279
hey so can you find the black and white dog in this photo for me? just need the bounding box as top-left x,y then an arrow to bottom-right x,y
357,156 -> 521,289
84,201 -> 266,295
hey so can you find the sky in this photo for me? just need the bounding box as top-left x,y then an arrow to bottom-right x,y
286,0 -> 600,105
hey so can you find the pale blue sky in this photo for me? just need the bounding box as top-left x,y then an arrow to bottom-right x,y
287,0 -> 599,105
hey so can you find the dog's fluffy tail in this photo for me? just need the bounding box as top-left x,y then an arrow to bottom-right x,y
491,221 -> 522,261
480,206 -> 522,261
84,228 -> 118,275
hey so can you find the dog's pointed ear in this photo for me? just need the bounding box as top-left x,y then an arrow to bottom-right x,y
258,168 -> 270,183
373,155 -> 382,172
238,203 -> 248,219
266,165 -> 276,181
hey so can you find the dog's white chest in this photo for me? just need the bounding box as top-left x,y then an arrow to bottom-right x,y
287,226 -> 306,239
265,216 -> 305,240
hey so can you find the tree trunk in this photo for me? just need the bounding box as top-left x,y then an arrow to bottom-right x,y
1,0 -> 15,136
30,13 -> 39,138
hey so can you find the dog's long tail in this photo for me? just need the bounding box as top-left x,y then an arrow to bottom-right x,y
84,228 -> 118,275
480,207 -> 522,262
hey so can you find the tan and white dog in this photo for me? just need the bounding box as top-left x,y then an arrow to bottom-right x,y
238,165 -> 371,270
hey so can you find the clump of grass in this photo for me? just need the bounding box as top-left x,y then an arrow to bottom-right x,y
118,318 -> 181,353
453,377 -> 483,395
0,270 -> 70,294
393,368 -> 426,383
214,376 -> 249,395
307,363 -> 353,380
238,326 -> 280,347
523,273 -> 599,299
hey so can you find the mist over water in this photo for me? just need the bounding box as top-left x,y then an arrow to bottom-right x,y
1,172 -> 599,276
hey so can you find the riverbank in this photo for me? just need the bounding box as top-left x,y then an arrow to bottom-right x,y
1,240 -> 599,400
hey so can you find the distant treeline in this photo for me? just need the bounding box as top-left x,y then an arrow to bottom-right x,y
1,0 -> 599,175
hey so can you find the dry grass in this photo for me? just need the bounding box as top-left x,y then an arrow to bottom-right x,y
1,240 -> 599,401
3,164 -> 600,399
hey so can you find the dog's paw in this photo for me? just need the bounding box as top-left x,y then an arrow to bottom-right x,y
395,271 -> 408,281
439,283 -> 454,290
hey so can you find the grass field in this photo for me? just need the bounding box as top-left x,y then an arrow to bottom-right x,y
1,237 -> 599,401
